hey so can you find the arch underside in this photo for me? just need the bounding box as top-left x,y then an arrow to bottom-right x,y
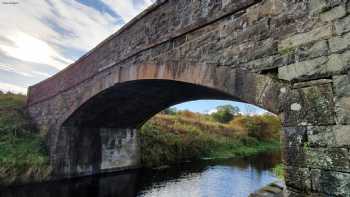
63,79 -> 242,129
55,76 -> 283,177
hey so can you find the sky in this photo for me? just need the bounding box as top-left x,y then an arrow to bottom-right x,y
0,0 -> 266,114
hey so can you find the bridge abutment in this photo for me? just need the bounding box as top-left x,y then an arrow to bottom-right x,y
51,127 -> 139,177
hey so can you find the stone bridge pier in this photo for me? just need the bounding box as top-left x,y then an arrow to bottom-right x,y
26,0 -> 350,196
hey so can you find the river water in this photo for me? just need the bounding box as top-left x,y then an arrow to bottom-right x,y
0,152 -> 281,197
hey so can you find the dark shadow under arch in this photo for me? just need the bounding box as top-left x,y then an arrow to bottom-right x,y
63,79 -> 250,129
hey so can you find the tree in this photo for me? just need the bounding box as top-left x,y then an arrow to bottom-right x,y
211,105 -> 239,123
161,107 -> 177,115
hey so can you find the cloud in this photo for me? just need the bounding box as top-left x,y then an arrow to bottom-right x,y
0,64 -> 33,77
101,0 -> 155,23
0,32 -> 72,70
0,0 -> 154,94
0,82 -> 27,94
207,109 -> 217,115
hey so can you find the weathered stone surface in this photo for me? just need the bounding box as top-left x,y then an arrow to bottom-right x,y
278,56 -> 328,81
283,145 -> 306,166
100,128 -> 139,171
280,83 -> 335,126
310,0 -> 328,15
279,50 -> 350,81
320,5 -> 347,22
295,40 -> 329,62
335,15 -> 350,35
285,166 -> 311,191
305,147 -> 350,171
246,0 -> 284,23
292,79 -> 332,89
282,127 -> 307,147
311,169 -> 350,196
326,50 -> 350,73
333,74 -> 350,124
329,31 -> 350,53
307,125 -> 350,148
284,189 -> 328,197
278,25 -> 333,52
249,181 -> 284,197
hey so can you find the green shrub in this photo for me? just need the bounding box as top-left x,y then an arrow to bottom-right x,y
0,92 -> 49,180
140,112 -> 281,167
211,105 -> 240,123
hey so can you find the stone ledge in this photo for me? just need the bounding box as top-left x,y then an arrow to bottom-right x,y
249,181 -> 285,197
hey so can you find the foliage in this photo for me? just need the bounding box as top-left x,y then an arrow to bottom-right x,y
161,107 -> 177,115
210,105 -> 240,123
273,164 -> 284,179
140,112 -> 281,167
229,114 -> 281,140
140,122 -> 215,167
0,92 -> 49,184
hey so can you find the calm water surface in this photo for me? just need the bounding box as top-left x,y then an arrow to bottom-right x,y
0,152 -> 281,197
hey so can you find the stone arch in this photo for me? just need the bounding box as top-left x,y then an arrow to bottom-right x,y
49,62 -> 287,178
26,0 -> 350,195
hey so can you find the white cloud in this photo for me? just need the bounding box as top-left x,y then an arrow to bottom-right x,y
0,82 -> 27,94
30,70 -> 51,78
0,0 -> 154,93
101,0 -> 155,23
0,32 -> 72,70
0,64 -> 33,77
207,109 -> 217,115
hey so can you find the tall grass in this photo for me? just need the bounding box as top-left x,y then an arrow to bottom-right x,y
0,92 -> 50,185
140,113 -> 281,167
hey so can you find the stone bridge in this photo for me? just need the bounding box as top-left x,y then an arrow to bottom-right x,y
26,0 -> 350,196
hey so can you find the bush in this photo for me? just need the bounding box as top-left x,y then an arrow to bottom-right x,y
140,112 -> 281,167
211,105 -> 240,123
0,92 -> 49,181
140,122 -> 215,167
229,114 -> 281,141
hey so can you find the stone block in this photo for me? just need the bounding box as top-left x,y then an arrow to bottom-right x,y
246,0 -> 284,23
335,15 -> 350,35
308,125 -> 350,148
284,189 -> 328,197
326,50 -> 350,73
278,56 -> 328,81
279,50 -> 350,81
285,166 -> 311,191
293,79 -> 332,89
305,147 -> 350,171
280,83 -> 335,126
282,127 -> 307,147
320,5 -> 347,22
295,40 -> 329,62
333,75 -> 350,124
310,0 -> 328,15
329,31 -> 350,53
311,169 -> 350,196
283,145 -> 306,166
278,25 -> 333,52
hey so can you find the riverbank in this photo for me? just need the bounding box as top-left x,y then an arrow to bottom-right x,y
0,92 -> 282,186
140,113 -> 281,167
0,92 -> 50,185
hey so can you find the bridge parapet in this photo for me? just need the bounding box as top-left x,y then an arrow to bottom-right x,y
28,0 -> 263,105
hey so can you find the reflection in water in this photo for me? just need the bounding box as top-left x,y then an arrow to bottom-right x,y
0,152 -> 281,197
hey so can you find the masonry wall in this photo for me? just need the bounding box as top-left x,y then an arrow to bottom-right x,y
26,0 -> 350,196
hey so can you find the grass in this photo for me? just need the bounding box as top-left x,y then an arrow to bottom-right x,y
0,91 -> 283,183
0,92 -> 50,185
140,114 -> 281,167
272,164 -> 284,180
